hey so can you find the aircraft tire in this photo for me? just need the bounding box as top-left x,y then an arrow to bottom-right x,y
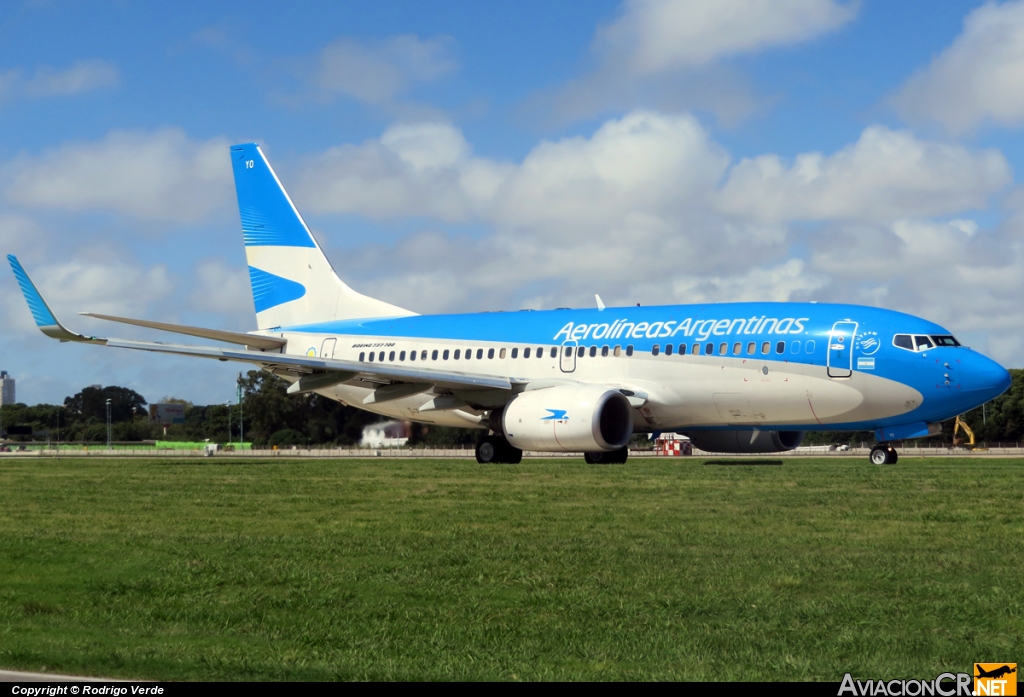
870,445 -> 898,465
584,447 -> 628,465
476,437 -> 498,464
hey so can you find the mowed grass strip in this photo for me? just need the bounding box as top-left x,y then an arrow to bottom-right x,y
0,457 -> 1020,681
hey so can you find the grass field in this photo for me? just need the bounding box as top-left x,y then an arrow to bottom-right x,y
0,456 -> 1021,681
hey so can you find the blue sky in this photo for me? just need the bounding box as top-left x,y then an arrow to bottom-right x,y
3,0 -> 1024,406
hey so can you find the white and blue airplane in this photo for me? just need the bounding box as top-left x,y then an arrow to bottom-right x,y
7,143 -> 1013,465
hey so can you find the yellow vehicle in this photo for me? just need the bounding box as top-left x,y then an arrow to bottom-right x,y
952,415 -> 987,450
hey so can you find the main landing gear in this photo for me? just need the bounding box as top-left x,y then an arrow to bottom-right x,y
476,435 -> 523,464
584,446 -> 629,465
870,443 -> 898,465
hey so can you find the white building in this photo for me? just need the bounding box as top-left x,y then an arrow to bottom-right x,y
0,371 -> 14,406
361,420 -> 410,448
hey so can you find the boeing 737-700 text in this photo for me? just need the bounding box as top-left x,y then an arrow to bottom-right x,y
7,143 -> 1012,464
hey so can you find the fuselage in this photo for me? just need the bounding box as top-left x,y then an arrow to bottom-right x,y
262,301 -> 1011,433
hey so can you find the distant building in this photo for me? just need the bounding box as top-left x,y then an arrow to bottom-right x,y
361,420 -> 410,448
0,371 -> 14,406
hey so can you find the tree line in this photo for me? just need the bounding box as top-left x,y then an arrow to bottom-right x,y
2,369 -> 1023,448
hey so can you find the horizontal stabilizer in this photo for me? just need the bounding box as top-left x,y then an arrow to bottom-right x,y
79,312 -> 286,350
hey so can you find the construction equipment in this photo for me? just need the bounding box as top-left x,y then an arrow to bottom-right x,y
952,415 -> 986,450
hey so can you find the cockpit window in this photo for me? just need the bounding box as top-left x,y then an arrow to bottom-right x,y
893,334 -> 914,350
894,333 -> 958,352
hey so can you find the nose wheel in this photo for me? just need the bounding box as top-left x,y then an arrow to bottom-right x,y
870,444 -> 898,465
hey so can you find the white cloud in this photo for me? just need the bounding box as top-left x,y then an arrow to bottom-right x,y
314,35 -> 456,104
893,1 -> 1024,133
188,259 -> 254,322
718,126 -> 1011,222
598,0 -> 857,73
5,128 -> 232,222
536,0 -> 856,125
0,59 -> 119,106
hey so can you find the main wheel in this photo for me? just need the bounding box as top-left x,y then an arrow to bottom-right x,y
584,447 -> 628,465
476,436 -> 498,464
584,452 -> 606,464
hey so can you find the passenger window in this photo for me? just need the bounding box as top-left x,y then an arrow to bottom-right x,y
893,335 -> 913,351
576,346 -> 584,357
524,347 -> 531,358
431,350 -> 438,360
790,341 -> 800,354
626,345 -> 634,356
705,343 -> 714,355
678,344 -> 686,355
589,346 -> 597,357
692,344 -> 700,355
602,346 -> 609,357
401,350 -> 407,361
664,344 -> 673,356
761,342 -> 770,354
719,342 -> 727,355
368,352 -> 374,362
747,342 -> 755,355
453,349 -> 460,360
614,345 -> 622,357
500,348 -> 506,359
421,350 -> 427,360
477,349 -> 484,359
538,347 -> 544,358
359,352 -> 365,361
550,347 -> 557,358
389,351 -> 396,361
776,341 -> 785,354
805,340 -> 815,354
443,349 -> 449,360
511,348 -> 518,358
733,342 -> 741,355
488,348 -> 495,359
565,346 -> 573,357
652,344 -> 660,356
915,335 -> 934,350
410,351 -> 416,362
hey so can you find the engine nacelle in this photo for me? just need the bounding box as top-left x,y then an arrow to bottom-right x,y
686,429 -> 804,454
502,385 -> 634,452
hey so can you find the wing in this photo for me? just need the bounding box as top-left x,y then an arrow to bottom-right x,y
8,255 -> 516,396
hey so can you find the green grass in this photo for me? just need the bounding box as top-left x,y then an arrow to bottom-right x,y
0,456 -> 1021,680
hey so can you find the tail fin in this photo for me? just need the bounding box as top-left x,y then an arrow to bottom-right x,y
230,143 -> 414,330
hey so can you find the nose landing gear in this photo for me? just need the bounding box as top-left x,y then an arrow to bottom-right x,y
870,443 -> 898,465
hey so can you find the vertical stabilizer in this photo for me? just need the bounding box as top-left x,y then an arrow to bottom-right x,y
230,143 -> 415,330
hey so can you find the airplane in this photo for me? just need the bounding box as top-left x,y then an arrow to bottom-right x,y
7,143 -> 1013,465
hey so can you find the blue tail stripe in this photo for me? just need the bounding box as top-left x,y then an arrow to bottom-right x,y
231,144 -> 316,248
7,254 -> 58,327
248,266 -> 306,313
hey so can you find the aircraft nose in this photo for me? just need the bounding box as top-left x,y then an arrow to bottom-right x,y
963,352 -> 1011,401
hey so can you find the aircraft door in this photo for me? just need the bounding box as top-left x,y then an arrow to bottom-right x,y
560,340 -> 577,373
320,338 -> 337,358
827,321 -> 857,378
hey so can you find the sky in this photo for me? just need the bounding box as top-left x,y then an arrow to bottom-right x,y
3,0 -> 1024,407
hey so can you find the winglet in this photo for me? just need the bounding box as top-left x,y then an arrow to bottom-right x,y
7,255 -> 102,343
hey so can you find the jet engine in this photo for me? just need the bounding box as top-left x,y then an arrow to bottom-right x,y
501,385 -> 633,452
686,429 -> 804,453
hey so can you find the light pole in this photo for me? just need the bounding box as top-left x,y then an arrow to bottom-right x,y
105,399 -> 112,450
237,373 -> 244,447
226,401 -> 232,446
